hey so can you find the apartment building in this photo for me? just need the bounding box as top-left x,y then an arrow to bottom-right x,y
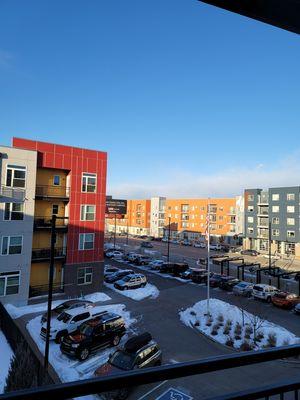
106,199 -> 151,236
163,198 -> 239,244
244,187 -> 300,258
0,145 -> 37,305
150,197 -> 166,238
0,138 -> 107,304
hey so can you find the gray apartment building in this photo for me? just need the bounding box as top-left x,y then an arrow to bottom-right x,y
244,187 -> 300,258
0,146 -> 37,305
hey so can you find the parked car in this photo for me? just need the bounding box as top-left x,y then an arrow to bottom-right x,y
114,274 -> 147,290
209,244 -> 222,251
140,235 -> 148,239
194,242 -> 206,248
105,270 -> 134,284
252,284 -> 278,302
125,252 -> 140,262
271,292 -> 300,309
294,303 -> 300,314
241,249 -> 260,256
171,239 -> 180,244
94,332 -> 162,400
141,241 -> 153,248
134,255 -> 152,266
40,299 -> 95,324
232,281 -> 253,297
104,266 -> 120,278
219,277 -> 240,291
149,259 -> 164,270
159,262 -> 189,276
190,269 -> 210,284
60,312 -> 126,361
207,273 -> 227,287
220,245 -> 230,253
181,240 -> 192,246
161,237 -> 168,242
40,307 -> 104,343
179,268 -> 194,280
105,250 -> 124,259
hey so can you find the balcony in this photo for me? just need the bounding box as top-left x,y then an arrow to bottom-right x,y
31,247 -> 66,262
34,217 -> 68,232
0,185 -> 25,203
35,185 -> 70,201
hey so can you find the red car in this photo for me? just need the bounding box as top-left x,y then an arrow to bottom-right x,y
271,291 -> 300,309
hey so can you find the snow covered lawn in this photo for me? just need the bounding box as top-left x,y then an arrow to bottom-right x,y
5,292 -> 111,319
27,304 -> 135,386
104,282 -> 159,301
180,298 -> 299,350
0,330 -> 14,393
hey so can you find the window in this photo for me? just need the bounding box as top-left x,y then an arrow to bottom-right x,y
287,193 -> 295,201
247,216 -> 254,223
79,233 -> 94,250
287,218 -> 295,225
0,271 -> 20,296
272,217 -> 279,224
272,229 -> 280,237
77,267 -> 93,285
272,206 -> 279,213
4,203 -> 24,220
82,173 -> 96,193
248,194 -> 254,202
52,204 -> 59,215
6,165 -> 26,188
53,175 -> 60,186
247,205 -> 254,212
287,205 -> 295,213
272,194 -> 279,201
1,236 -> 23,255
287,231 -> 295,238
218,225 -> 223,229
247,227 -> 254,234
181,222 -> 189,228
181,204 -> 189,213
80,205 -> 96,221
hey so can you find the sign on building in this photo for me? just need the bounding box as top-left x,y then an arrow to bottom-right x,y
105,198 -> 127,215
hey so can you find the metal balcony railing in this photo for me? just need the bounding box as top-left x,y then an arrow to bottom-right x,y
0,345 -> 300,400
0,185 -> 25,203
32,247 -> 66,260
35,185 -> 70,199
34,217 -> 68,230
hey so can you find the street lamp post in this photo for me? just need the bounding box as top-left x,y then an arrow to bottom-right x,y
167,217 -> 171,262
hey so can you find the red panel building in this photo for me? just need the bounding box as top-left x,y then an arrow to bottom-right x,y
13,137 -> 107,296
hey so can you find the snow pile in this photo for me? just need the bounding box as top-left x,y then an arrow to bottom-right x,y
180,298 -> 299,350
0,331 -> 14,393
6,292 -> 111,319
27,303 -> 136,385
104,283 -> 159,301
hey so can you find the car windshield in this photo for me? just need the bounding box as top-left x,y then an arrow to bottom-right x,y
54,304 -> 68,313
122,276 -> 132,282
237,283 -> 247,288
57,312 -> 71,323
253,286 -> 264,292
79,324 -> 94,336
109,350 -> 135,370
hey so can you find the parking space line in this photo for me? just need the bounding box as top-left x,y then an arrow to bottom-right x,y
137,380 -> 168,400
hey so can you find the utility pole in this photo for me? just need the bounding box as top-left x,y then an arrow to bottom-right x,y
206,202 -> 211,315
44,214 -> 56,370
126,217 -> 129,245
167,217 -> 171,262
114,214 -> 117,249
268,220 -> 272,271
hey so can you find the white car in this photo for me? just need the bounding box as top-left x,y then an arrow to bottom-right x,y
104,265 -> 120,277
161,238 -> 168,242
194,242 -> 206,248
40,306 -> 103,343
209,244 -> 222,251
252,284 -> 278,302
149,259 -> 164,270
106,250 -> 124,259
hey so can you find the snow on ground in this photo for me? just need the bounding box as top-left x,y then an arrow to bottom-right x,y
180,298 -> 299,350
104,282 -> 159,301
27,303 -> 136,385
5,292 -> 111,319
0,330 -> 14,393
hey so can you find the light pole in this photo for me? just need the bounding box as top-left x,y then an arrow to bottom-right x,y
167,217 -> 171,262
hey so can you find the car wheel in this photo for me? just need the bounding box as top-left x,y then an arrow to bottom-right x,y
79,347 -> 90,361
55,331 -> 66,344
111,335 -> 121,346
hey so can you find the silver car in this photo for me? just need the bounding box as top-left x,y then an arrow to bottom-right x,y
232,281 -> 253,297
114,274 -> 147,290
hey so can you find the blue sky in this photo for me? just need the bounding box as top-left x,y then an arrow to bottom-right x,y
0,1 -> 299,198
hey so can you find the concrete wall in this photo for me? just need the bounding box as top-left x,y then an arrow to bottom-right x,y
0,146 -> 37,305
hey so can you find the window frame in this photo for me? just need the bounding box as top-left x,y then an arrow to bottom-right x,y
4,203 -> 24,221
52,204 -> 59,215
80,204 -> 96,221
81,172 -> 97,193
53,175 -> 60,186
78,233 -> 95,250
272,206 -> 280,213
0,271 -> 20,297
287,193 -> 295,201
77,267 -> 93,285
287,205 -> 295,213
287,230 -> 295,238
1,235 -> 23,255
6,165 -> 26,188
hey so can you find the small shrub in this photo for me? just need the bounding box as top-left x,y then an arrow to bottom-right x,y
255,331 -> 264,342
206,316 -> 213,327
217,314 -> 224,326
225,336 -> 234,347
190,311 -> 196,316
234,322 -> 242,340
239,341 -> 253,352
267,332 -> 277,348
244,326 -> 253,340
211,323 -> 220,336
223,325 -> 231,335
194,320 -> 200,327
225,319 -> 233,328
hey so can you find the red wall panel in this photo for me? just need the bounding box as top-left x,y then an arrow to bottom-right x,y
13,137 -> 107,265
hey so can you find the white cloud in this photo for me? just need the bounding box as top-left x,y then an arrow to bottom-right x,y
107,152 -> 300,199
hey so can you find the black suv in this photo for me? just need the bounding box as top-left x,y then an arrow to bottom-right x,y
105,270 -> 134,284
95,332 -> 162,400
219,276 -> 240,291
191,269 -> 211,284
159,262 -> 189,276
60,312 -> 126,361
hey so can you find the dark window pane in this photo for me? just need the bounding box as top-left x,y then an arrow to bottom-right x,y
6,285 -> 19,295
6,169 -> 12,186
4,204 -> 10,220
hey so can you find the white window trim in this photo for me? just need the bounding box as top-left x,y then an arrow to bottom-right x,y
3,203 -> 24,221
287,193 -> 295,201
287,230 -> 295,237
80,204 -> 96,221
78,233 -> 95,250
77,267 -> 93,286
81,172 -> 97,193
1,235 -> 23,256
287,206 -> 295,213
0,270 -> 21,297
6,165 -> 27,189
